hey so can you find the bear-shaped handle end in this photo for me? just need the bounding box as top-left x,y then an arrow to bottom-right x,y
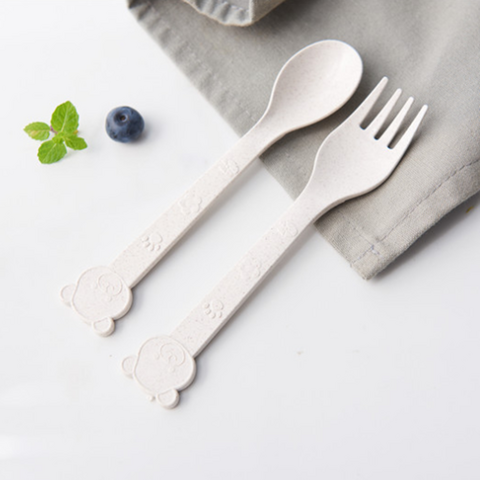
61,266 -> 132,336
123,336 -> 196,409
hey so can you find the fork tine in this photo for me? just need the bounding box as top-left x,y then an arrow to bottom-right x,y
349,76 -> 389,125
392,104 -> 428,155
379,96 -> 414,146
365,88 -> 402,137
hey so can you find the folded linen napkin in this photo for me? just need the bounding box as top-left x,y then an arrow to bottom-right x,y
128,0 -> 480,279
180,0 -> 287,26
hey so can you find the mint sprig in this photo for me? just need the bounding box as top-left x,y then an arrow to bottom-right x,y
24,101 -> 87,164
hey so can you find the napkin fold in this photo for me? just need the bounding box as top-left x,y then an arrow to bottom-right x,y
128,0 -> 480,279
180,0 -> 287,26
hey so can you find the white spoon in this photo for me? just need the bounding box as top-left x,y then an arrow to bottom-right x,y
61,40 -> 363,336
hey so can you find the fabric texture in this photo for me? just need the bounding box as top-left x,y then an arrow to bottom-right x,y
180,0 -> 287,26
128,0 -> 480,279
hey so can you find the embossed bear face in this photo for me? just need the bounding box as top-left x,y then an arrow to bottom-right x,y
61,266 -> 132,336
123,336 -> 196,408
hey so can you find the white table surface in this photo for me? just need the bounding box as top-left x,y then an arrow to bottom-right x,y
1,1 -> 480,479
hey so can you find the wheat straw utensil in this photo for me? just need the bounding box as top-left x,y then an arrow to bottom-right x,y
122,77 -> 428,408
61,40 -> 363,336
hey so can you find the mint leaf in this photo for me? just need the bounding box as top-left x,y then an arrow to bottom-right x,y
38,139 -> 67,164
64,134 -> 87,150
51,101 -> 79,134
26,101 -> 87,164
24,122 -> 51,141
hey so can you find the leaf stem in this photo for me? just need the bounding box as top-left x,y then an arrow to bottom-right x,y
50,126 -> 58,135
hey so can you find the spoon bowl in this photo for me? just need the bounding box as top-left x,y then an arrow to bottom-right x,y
262,40 -> 363,133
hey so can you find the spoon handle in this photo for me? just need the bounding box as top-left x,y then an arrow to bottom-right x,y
61,119 -> 282,336
122,196 -> 317,407
109,121 -> 278,288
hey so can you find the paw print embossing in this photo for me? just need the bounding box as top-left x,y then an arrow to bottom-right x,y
277,220 -> 298,238
203,299 -> 224,320
141,232 -> 163,252
219,158 -> 240,177
179,192 -> 202,216
239,256 -> 262,281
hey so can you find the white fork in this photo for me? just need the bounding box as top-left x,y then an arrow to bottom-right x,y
122,77 -> 428,408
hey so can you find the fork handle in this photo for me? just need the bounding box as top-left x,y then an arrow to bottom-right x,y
109,121 -> 280,288
170,195 -> 317,357
123,198 -> 319,407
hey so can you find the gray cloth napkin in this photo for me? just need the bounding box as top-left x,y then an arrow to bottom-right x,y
180,0 -> 287,26
128,0 -> 480,279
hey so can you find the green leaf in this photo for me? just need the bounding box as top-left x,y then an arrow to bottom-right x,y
64,134 -> 87,150
26,102 -> 87,164
51,101 -> 79,134
24,122 -> 51,141
38,139 -> 67,164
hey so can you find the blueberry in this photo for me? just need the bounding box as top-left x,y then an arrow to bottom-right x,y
106,106 -> 144,143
